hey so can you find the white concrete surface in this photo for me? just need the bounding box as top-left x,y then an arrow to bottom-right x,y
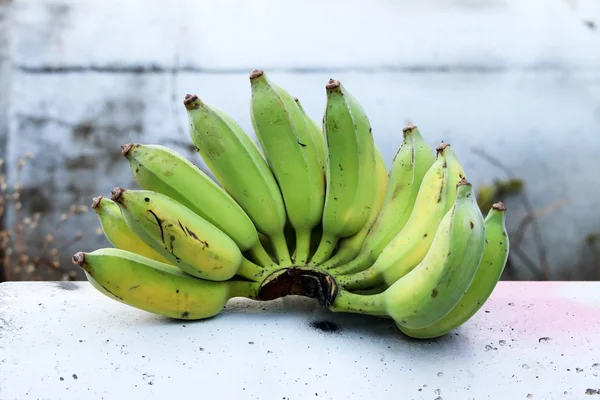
2,0 -> 600,279
1,281 -> 600,399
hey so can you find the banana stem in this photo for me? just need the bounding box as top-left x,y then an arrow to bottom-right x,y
236,257 -> 267,282
328,252 -> 371,275
308,232 -> 338,266
335,267 -> 383,290
294,228 -> 312,264
351,285 -> 388,295
320,246 -> 355,270
248,241 -> 276,268
228,280 -> 260,299
329,289 -> 387,317
270,231 -> 292,265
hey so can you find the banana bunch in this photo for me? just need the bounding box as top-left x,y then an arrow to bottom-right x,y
76,70 -> 509,339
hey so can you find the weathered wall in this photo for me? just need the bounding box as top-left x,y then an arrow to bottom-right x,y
2,0 -> 600,280
1,1 -> 12,282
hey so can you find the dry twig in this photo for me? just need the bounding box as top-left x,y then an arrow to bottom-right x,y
472,147 -> 552,280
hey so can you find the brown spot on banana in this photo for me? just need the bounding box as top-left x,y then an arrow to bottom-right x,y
178,220 -> 187,235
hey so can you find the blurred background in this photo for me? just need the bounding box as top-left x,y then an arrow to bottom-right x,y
0,0 -> 599,283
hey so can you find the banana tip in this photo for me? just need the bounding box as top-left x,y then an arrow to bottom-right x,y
436,142 -> 450,152
249,69 -> 264,79
402,123 -> 417,133
183,94 -> 199,109
326,79 -> 341,90
121,143 -> 135,157
110,187 -> 125,203
456,177 -> 471,187
91,196 -> 103,209
72,252 -> 85,266
493,201 -> 507,211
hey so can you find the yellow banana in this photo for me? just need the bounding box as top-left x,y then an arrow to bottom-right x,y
91,196 -> 170,264
330,180 -> 486,330
122,143 -> 274,267
337,143 -> 465,289
321,147 -> 388,270
329,123 -> 435,275
110,187 -> 265,282
74,248 -> 259,320
399,201 -> 508,338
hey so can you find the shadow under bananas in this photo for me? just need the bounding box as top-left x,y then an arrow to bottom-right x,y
136,295 -> 464,351
130,267 -> 463,347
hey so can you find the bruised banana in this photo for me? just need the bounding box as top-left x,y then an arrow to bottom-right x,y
110,187 -> 265,282
330,179 -> 486,330
310,79 -> 377,265
185,94 -> 291,265
320,147 -> 388,270
250,70 -> 325,264
337,143 -> 465,290
73,248 -> 259,320
399,201 -> 509,338
91,196 -> 170,264
329,123 -> 435,274
121,143 -> 274,267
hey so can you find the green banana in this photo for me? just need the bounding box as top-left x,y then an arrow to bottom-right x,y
330,179 -> 486,330
321,147 -> 388,270
294,96 -> 327,176
74,248 -> 259,320
336,143 -> 465,290
444,144 -> 467,200
121,143 -> 274,267
110,187 -> 265,282
91,196 -> 170,264
184,94 -> 291,265
329,123 -> 435,274
309,79 -> 377,265
249,70 -> 325,264
399,201 -> 509,338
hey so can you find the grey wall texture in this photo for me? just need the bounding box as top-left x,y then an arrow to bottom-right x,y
1,0 -> 599,280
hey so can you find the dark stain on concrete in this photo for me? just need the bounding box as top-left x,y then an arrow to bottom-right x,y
56,281 -> 78,291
